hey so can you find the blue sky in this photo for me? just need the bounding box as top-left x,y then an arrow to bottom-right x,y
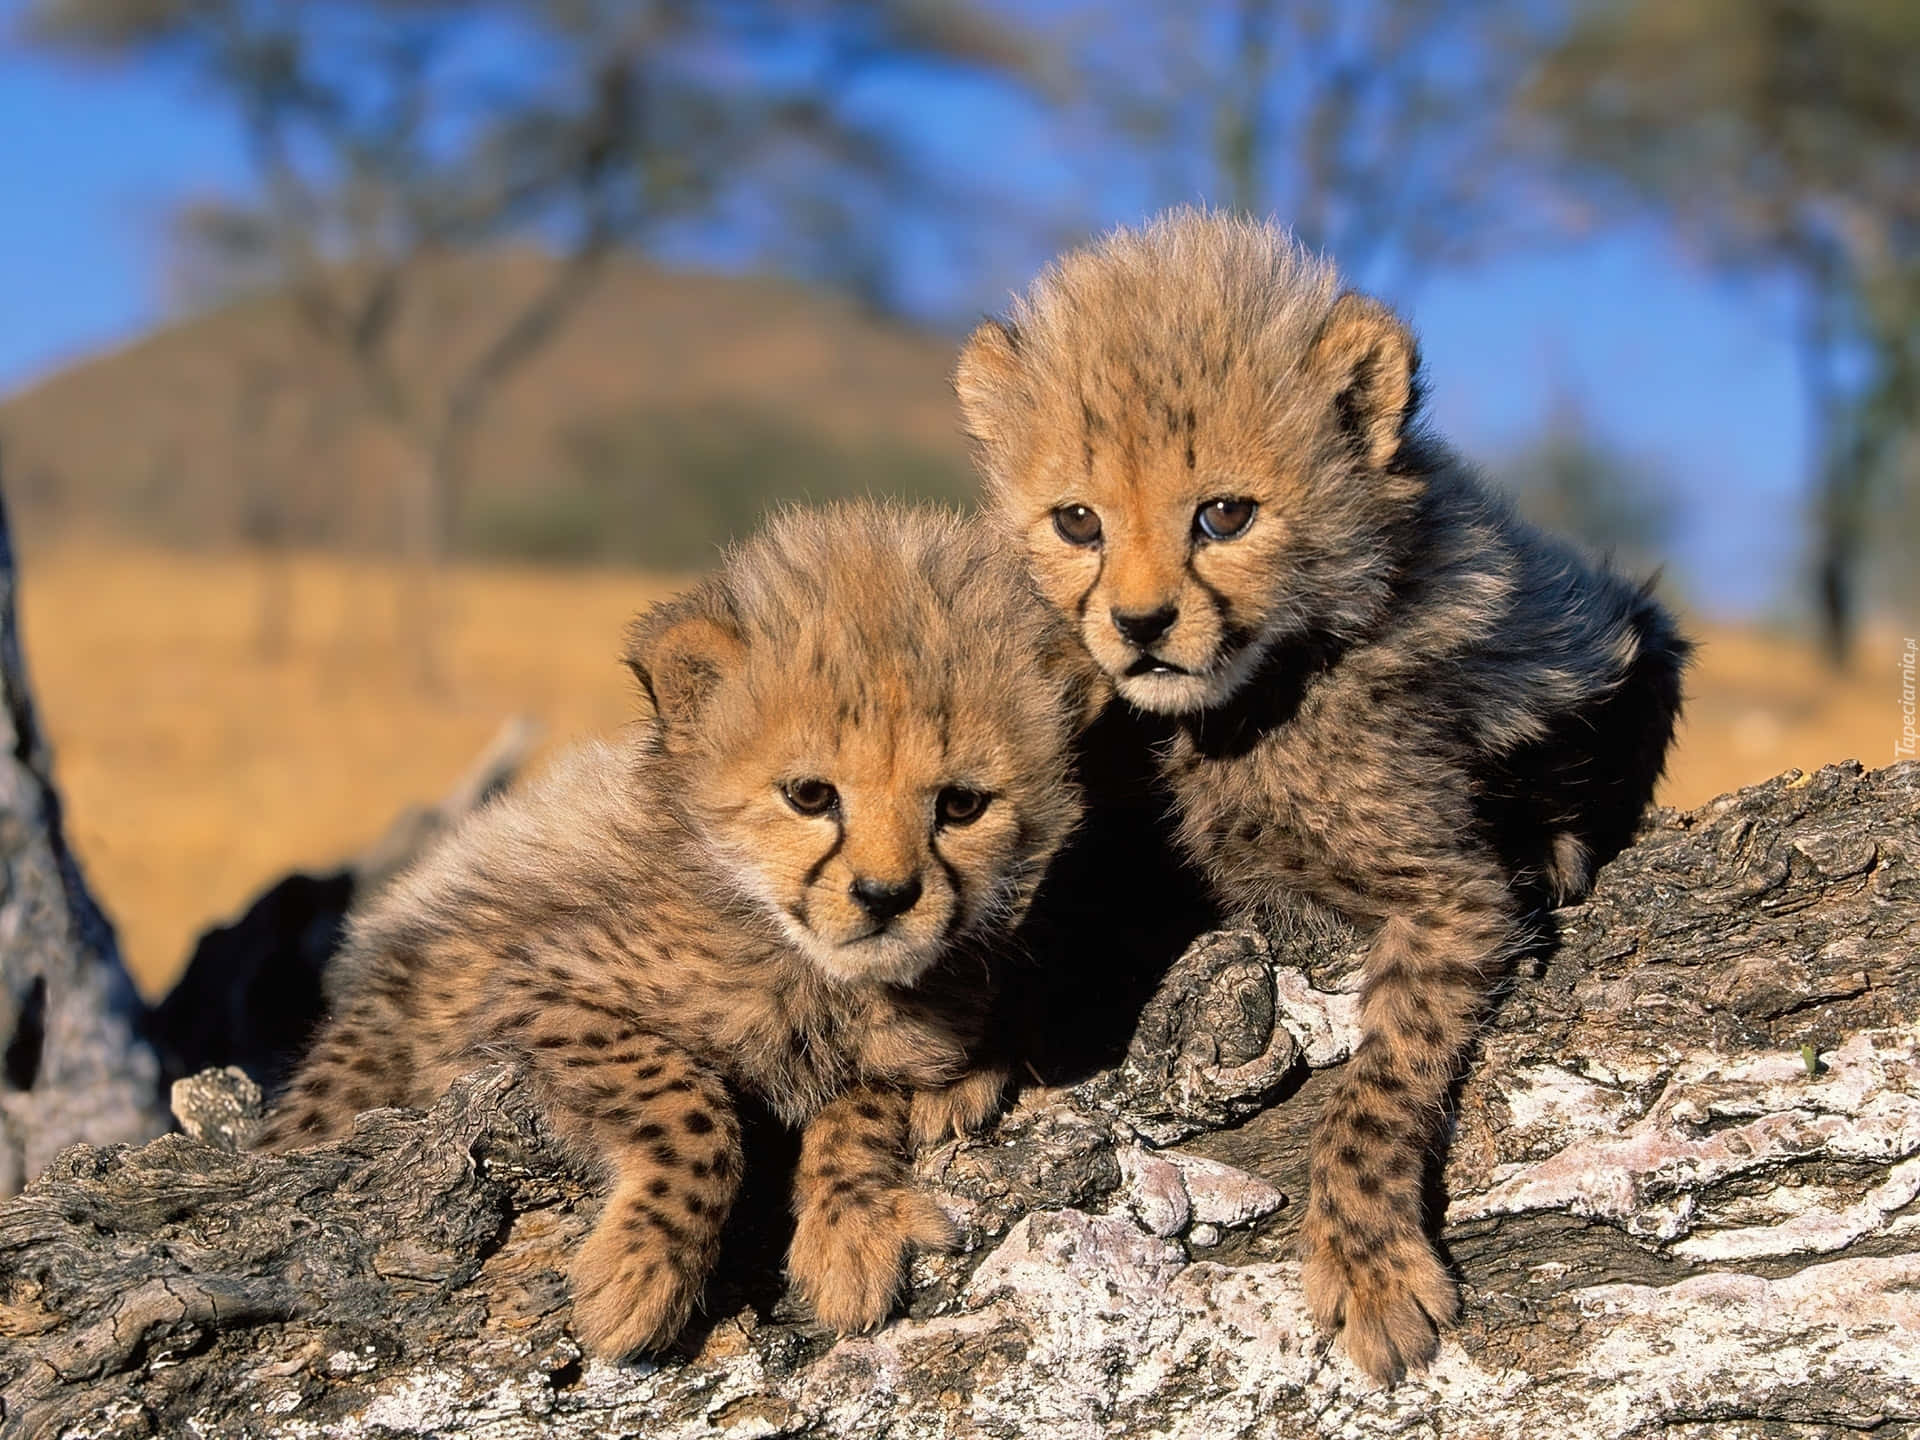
0,25 -> 251,380
0,15 -> 1811,617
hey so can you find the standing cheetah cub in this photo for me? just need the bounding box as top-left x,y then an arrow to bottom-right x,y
261,502 -> 1095,1356
957,210 -> 1687,1383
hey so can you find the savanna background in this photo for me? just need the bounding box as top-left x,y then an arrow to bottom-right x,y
0,0 -> 1914,999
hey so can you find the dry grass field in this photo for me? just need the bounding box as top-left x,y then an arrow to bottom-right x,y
16,541 -> 1910,999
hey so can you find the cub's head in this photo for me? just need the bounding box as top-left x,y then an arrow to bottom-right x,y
957,208 -> 1427,715
626,502 -> 1097,988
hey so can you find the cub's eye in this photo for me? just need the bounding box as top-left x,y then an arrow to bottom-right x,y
935,786 -> 991,827
782,779 -> 839,816
1195,498 -> 1256,541
1052,505 -> 1103,546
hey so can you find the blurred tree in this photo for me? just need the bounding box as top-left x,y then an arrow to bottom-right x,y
1060,0 -> 1533,287
1496,397 -> 1679,581
231,350 -> 293,660
1522,0 -> 1920,663
25,0 -> 1045,683
462,400 -> 975,569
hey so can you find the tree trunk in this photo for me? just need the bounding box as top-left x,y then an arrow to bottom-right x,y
0,463 -> 165,1199
398,438 -> 450,694
3,756 -> 1916,1437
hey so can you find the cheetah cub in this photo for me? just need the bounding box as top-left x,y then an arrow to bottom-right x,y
261,502 -> 1094,1357
957,210 -> 1688,1383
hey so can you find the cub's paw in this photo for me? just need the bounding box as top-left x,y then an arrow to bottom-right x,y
568,1209 -> 702,1358
789,1188 -> 959,1333
1301,1223 -> 1459,1386
909,1065 -> 1009,1147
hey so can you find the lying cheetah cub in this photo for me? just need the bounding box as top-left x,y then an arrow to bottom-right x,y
261,502 -> 1095,1356
957,210 -> 1687,1383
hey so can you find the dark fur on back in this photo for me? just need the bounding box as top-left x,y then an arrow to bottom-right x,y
958,209 -> 1688,1384
1182,461 -> 1688,908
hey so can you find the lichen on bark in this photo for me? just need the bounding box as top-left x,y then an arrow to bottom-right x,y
2,760 -> 1915,1438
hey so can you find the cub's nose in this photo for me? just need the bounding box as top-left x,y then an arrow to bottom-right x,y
1112,605 -> 1178,647
850,874 -> 923,922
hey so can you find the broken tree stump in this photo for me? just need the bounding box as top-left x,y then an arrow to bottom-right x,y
0,465 -> 164,1199
1,760 -> 1914,1437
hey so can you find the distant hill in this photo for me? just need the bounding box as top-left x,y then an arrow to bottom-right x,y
0,250 -> 979,566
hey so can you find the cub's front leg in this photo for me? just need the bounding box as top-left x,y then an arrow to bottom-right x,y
788,1084 -> 958,1332
518,1009 -> 744,1358
1203,748 -> 1518,1384
1298,845 -> 1518,1385
909,1061 -> 1010,1147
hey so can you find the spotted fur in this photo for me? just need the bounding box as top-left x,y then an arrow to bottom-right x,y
958,210 -> 1688,1384
260,502 -> 1096,1356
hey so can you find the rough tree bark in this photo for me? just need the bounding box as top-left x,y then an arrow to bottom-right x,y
2,759 -> 1915,1438
0,467 -> 165,1199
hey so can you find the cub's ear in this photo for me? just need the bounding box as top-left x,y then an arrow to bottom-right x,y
623,588 -> 744,728
1304,292 -> 1419,471
954,318 -> 1028,465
